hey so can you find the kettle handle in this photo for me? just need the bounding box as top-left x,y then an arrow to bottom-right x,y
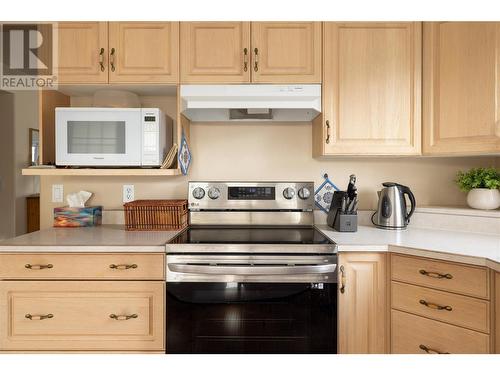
400,185 -> 416,223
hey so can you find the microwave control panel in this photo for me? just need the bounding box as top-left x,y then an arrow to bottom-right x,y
141,108 -> 166,166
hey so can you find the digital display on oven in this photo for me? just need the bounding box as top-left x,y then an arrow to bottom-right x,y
144,116 -> 156,122
228,187 -> 275,200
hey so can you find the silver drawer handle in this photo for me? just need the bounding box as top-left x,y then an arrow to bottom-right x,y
109,314 -> 138,321
25,313 -> 54,320
168,263 -> 336,276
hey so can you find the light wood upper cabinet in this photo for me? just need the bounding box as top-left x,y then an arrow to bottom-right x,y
181,22 -> 251,83
338,252 -> 388,354
108,22 -> 179,83
423,22 -> 500,155
314,22 -> 421,156
57,22 -> 108,84
251,22 -> 321,83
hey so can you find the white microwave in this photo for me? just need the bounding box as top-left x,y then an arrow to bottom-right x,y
56,107 -> 170,167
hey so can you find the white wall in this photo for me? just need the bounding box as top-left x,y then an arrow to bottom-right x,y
39,120 -> 499,228
0,91 -> 15,240
13,91 -> 40,235
0,91 -> 40,237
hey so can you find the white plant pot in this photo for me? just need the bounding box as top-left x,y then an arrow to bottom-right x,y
466,188 -> 500,210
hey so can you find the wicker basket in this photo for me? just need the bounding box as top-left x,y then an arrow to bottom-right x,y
123,200 -> 188,231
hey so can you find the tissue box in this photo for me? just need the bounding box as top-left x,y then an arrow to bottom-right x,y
53,206 -> 102,227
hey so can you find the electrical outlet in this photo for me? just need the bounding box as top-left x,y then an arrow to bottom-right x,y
123,185 -> 135,203
52,184 -> 63,203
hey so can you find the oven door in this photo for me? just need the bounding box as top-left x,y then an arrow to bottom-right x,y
55,108 -> 142,166
166,255 -> 337,354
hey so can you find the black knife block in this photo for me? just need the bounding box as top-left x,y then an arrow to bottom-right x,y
326,191 -> 358,232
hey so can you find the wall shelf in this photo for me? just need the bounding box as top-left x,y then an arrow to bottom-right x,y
22,168 -> 182,176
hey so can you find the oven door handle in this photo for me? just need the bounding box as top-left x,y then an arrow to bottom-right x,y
168,263 -> 337,276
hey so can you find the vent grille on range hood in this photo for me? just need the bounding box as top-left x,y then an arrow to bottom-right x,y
180,84 -> 321,122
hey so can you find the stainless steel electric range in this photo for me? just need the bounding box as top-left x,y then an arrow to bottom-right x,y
166,181 -> 338,354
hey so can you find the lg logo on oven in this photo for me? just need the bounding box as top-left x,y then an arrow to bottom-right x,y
0,22 -> 58,90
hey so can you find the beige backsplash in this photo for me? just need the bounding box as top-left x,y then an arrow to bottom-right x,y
39,121 -> 499,229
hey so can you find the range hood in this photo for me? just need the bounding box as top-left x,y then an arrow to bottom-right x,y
180,84 -> 321,122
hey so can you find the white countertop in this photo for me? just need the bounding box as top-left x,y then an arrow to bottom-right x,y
0,225 -> 181,252
0,224 -> 499,271
316,225 -> 500,270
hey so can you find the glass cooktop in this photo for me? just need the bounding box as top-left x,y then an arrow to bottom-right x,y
169,226 -> 334,245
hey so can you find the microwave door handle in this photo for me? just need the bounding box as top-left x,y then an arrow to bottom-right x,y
168,263 -> 337,276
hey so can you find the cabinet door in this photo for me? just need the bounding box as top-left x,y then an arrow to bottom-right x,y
57,22 -> 108,84
108,22 -> 179,83
315,22 -> 421,156
496,272 -> 500,354
423,22 -> 500,155
251,22 -> 321,83
181,22 -> 251,83
0,281 -> 164,351
338,252 -> 388,354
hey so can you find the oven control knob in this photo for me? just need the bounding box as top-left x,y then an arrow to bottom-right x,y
192,187 -> 205,199
283,187 -> 296,200
208,187 -> 221,200
298,187 -> 311,200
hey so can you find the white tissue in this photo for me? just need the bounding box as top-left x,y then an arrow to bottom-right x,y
66,191 -> 93,208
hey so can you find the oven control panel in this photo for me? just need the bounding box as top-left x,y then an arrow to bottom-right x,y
188,181 -> 315,211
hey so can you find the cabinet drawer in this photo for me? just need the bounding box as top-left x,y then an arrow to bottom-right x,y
391,310 -> 489,354
0,253 -> 164,280
391,254 -> 489,298
0,281 -> 164,351
392,281 -> 490,333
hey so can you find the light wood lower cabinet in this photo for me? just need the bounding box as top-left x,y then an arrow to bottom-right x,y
0,253 -> 165,280
338,252 -> 388,354
392,281 -> 490,333
496,272 -> 500,354
390,254 -> 493,354
391,254 -> 489,299
392,310 -> 490,354
0,281 -> 164,351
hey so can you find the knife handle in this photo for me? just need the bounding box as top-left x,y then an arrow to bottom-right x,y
341,197 -> 347,214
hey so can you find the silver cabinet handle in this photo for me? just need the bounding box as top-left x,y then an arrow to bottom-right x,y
168,263 -> 336,276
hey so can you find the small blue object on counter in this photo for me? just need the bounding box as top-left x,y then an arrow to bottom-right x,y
53,206 -> 103,227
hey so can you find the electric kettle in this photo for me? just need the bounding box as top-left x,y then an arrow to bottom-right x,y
372,182 -> 416,230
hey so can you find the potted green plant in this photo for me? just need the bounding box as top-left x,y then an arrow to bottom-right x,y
455,167 -> 500,210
